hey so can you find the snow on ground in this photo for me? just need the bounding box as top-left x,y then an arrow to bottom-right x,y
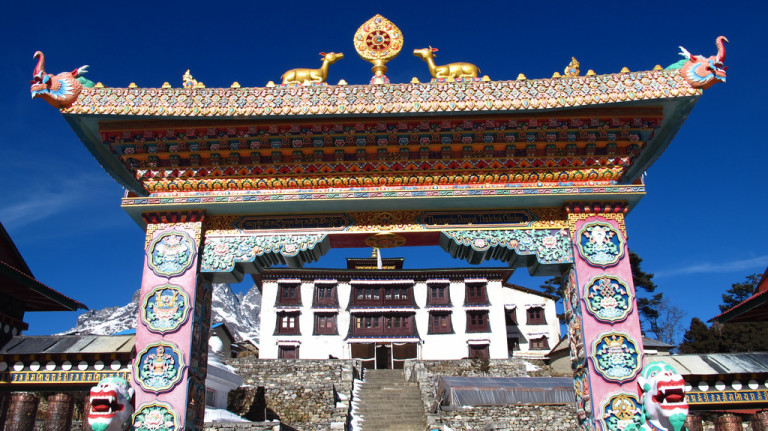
204,407 -> 251,423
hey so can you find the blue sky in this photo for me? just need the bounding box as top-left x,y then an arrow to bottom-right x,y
1,1 -> 765,341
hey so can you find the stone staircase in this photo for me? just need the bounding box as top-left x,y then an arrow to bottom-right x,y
356,369 -> 426,431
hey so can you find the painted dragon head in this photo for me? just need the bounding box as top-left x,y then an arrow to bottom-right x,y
678,36 -> 728,90
30,51 -> 93,108
88,377 -> 135,431
637,361 -> 688,431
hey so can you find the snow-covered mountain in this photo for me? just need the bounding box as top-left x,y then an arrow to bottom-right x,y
62,283 -> 260,342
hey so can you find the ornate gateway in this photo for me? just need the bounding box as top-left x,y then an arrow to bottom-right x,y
30,15 -> 726,430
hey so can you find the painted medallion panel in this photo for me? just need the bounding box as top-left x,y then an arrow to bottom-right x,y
133,401 -> 180,431
591,332 -> 641,383
575,221 -> 624,267
140,284 -> 190,334
147,231 -> 196,277
599,392 -> 643,431
583,276 -> 633,323
134,342 -> 185,393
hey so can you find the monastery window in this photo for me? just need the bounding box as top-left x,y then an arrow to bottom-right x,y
314,285 -> 337,307
466,311 -> 490,333
314,313 -> 337,335
351,313 -> 415,336
275,312 -> 300,335
465,283 -> 487,305
529,336 -> 549,350
352,285 -> 413,307
526,307 -> 546,325
205,389 -> 215,407
468,344 -> 489,359
278,345 -> 299,359
277,284 -> 301,306
505,309 -> 517,326
428,285 -> 450,306
428,312 -> 452,334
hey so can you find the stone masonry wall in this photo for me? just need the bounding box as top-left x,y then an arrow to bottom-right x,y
404,359 -> 578,430
226,358 -> 361,431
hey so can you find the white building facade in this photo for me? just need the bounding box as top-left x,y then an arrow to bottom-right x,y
257,257 -> 560,368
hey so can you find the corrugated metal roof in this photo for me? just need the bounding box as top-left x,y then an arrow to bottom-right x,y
0,335 -> 134,355
645,352 -> 768,375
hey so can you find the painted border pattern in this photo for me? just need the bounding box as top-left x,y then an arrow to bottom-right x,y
201,234 -> 329,272
63,70 -> 699,117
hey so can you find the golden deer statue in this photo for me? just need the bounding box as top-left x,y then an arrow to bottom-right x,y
281,52 -> 344,84
413,47 -> 481,79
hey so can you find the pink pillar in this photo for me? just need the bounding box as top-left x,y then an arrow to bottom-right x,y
133,219 -> 212,430
565,210 -> 645,430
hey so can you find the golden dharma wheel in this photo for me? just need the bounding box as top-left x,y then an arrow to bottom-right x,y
354,14 -> 403,76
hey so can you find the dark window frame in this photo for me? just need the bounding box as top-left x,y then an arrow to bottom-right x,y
278,345 -> 299,359
428,284 -> 451,306
526,307 -> 546,325
352,285 -> 413,307
314,284 -> 338,307
529,336 -> 550,350
351,313 -> 416,337
466,310 -> 490,332
277,283 -> 301,306
428,311 -> 453,334
465,282 -> 487,305
275,312 -> 300,335
468,344 -> 490,359
505,309 -> 518,326
314,313 -> 338,335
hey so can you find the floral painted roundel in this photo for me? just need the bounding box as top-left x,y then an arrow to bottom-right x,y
134,341 -> 185,393
140,284 -> 190,334
133,401 -> 180,431
599,392 -> 643,431
147,230 -> 196,277
584,275 -> 633,323
576,221 -> 625,267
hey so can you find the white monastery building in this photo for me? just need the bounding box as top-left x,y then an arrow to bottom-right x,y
256,254 -> 560,368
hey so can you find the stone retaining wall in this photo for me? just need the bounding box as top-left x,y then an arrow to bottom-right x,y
404,358 -> 578,430
225,358 -> 361,431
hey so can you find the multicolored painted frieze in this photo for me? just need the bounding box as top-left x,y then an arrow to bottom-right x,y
576,221 -> 625,267
599,392 -> 642,431
147,231 -> 196,277
201,234 -> 328,272
591,332 -> 641,383
236,214 -> 351,232
686,389 -> 768,405
135,342 -> 184,393
1,370 -> 130,385
441,228 -> 573,265
584,275 -> 633,323
61,70 -> 702,118
141,284 -> 190,333
133,401 -> 180,431
417,210 -> 535,228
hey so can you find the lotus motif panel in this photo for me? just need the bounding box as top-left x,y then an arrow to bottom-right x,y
140,285 -> 190,334
576,221 -> 624,267
584,276 -> 633,323
134,342 -> 185,393
147,231 -> 196,277
591,332 -> 641,383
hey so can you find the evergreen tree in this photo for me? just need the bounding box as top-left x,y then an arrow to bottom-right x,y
720,273 -> 761,312
679,318 -> 720,353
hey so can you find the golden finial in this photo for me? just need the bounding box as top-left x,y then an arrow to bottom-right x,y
371,248 -> 379,258
230,82 -> 241,88
128,82 -> 138,88
266,81 -> 276,88
552,72 -> 561,78
183,69 -> 203,88
564,57 -> 580,77
516,73 -> 527,81
481,75 -> 491,82
161,82 -> 172,88
337,79 -> 348,86
620,67 -> 630,73
354,15 -> 404,81
94,82 -> 104,88
586,70 -> 596,76
410,77 -> 420,84
652,65 -> 663,71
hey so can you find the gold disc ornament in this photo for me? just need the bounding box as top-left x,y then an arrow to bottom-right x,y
354,14 -> 403,82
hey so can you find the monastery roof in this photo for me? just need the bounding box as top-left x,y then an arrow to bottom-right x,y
0,222 -> 87,312
0,334 -> 133,356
